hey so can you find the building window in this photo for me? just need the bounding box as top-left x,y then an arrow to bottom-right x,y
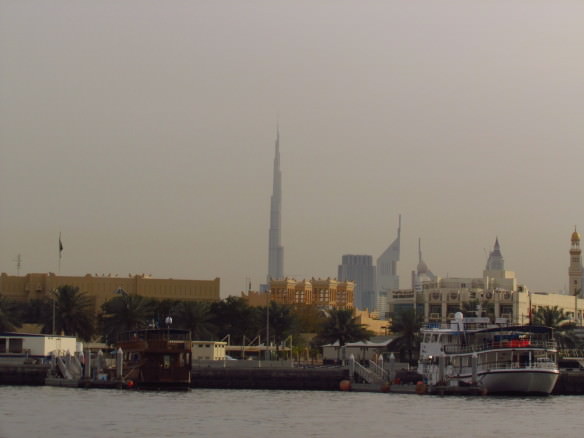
0,339 -> 5,353
8,338 -> 23,354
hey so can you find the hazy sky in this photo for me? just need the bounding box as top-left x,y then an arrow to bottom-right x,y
1,1 -> 583,297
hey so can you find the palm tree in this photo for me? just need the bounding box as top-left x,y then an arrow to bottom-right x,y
291,304 -> 327,333
174,301 -> 216,340
152,299 -> 181,328
100,294 -> 155,344
390,308 -> 423,364
0,295 -> 22,332
19,298 -> 51,325
532,305 -> 580,349
314,308 -> 372,362
48,285 -> 94,341
266,301 -> 296,357
210,296 -> 259,344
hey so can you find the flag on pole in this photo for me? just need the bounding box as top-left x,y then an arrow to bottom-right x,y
59,233 -> 63,258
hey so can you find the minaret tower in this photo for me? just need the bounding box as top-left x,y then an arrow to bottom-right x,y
267,126 -> 284,283
569,227 -> 582,296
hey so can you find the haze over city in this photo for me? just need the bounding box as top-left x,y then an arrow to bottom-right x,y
1,1 -> 583,297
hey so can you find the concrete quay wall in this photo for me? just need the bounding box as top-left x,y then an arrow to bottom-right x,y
190,367 -> 349,390
553,372 -> 584,395
0,364 -> 49,385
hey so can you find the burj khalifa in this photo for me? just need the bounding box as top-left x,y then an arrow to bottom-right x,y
267,127 -> 284,283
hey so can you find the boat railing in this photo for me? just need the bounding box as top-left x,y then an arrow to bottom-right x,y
477,359 -> 558,372
443,340 -> 557,355
118,329 -> 191,343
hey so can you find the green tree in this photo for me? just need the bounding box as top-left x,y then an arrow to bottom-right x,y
532,305 -> 579,348
390,308 -> 423,364
313,308 -> 372,361
100,294 -> 155,344
151,299 -> 181,328
174,301 -> 216,340
0,295 -> 22,332
210,296 -> 260,344
19,298 -> 51,325
266,301 -> 296,357
47,286 -> 94,341
291,304 -> 327,334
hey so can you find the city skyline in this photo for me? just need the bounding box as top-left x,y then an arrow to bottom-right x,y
1,1 -> 583,296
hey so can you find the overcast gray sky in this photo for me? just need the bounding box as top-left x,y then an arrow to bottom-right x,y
1,1 -> 583,297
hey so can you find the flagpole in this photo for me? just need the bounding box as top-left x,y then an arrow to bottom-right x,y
55,232 -> 63,335
58,232 -> 63,275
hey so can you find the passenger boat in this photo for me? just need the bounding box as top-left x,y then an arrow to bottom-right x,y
417,313 -> 559,395
117,328 -> 192,390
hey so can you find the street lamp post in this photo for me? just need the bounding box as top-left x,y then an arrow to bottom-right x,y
52,289 -> 56,335
266,296 -> 270,361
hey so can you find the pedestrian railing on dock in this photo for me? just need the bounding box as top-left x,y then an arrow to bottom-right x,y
559,349 -> 584,359
349,357 -> 387,384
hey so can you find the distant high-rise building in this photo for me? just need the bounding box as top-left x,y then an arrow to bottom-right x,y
376,215 -> 401,294
486,237 -> 505,271
483,237 -> 517,291
569,228 -> 582,297
267,127 -> 284,284
414,238 -> 436,292
338,255 -> 376,311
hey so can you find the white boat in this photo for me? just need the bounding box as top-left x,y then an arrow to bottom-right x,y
417,313 -> 559,395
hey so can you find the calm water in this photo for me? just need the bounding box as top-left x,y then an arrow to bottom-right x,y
1,386 -> 583,438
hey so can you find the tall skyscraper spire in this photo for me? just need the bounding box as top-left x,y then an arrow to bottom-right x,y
267,126 -> 284,283
486,237 -> 505,271
376,215 -> 401,293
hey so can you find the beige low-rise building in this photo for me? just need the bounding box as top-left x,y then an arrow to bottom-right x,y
0,272 -> 220,316
191,341 -> 227,360
0,332 -> 78,364
387,234 -> 584,326
269,277 -> 354,309
242,278 -> 354,310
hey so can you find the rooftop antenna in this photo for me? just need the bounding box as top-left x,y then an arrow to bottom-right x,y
14,254 -> 22,276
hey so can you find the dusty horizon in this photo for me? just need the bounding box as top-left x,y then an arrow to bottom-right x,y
1,1 -> 583,296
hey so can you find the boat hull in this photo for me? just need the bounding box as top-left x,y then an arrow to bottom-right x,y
479,369 -> 559,395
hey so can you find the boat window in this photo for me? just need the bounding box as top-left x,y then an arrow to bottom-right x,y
0,339 -> 5,353
431,334 -> 439,342
8,338 -> 22,354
